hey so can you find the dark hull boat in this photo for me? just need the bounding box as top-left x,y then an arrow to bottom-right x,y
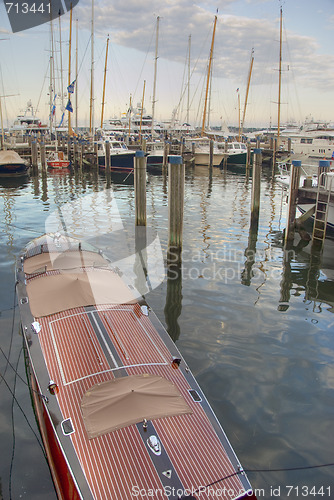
0,149 -> 29,175
16,234 -> 256,500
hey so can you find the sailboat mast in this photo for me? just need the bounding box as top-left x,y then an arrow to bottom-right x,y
128,94 -> 132,136
187,34 -> 191,125
241,48 -> 254,137
75,18 -> 78,131
100,35 -> 109,129
201,15 -> 217,136
139,80 -> 146,140
50,16 -> 55,136
277,5 -> 283,144
67,3 -> 73,136
151,16 -> 159,138
58,10 -> 64,111
0,97 -> 5,149
237,90 -> 241,142
89,0 -> 95,135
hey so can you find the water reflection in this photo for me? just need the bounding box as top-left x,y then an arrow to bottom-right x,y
0,164 -> 333,499
164,263 -> 183,342
278,229 -> 334,312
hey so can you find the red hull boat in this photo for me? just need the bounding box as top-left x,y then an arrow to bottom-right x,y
16,234 -> 256,500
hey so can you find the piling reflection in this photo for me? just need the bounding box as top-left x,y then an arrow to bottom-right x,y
241,220 -> 258,287
164,260 -> 183,343
278,228 -> 333,312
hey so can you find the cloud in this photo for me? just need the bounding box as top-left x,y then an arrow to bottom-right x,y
71,0 -> 334,94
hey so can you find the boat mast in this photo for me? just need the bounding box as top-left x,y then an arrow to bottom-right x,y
151,16 -> 159,138
187,34 -> 191,125
50,15 -> 55,137
100,35 -> 109,129
0,97 -> 5,149
201,14 -> 217,136
237,89 -> 241,142
67,3 -> 73,136
128,94 -> 132,136
75,18 -> 78,131
139,80 -> 146,140
241,48 -> 254,137
58,10 -> 64,111
277,5 -> 283,145
89,0 -> 95,135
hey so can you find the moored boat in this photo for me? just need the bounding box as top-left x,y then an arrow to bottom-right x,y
226,142 -> 248,165
16,233 -> 257,500
47,151 -> 71,169
146,140 -> 165,172
0,149 -> 29,175
95,140 -> 135,171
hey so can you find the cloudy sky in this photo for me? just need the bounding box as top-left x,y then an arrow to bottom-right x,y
0,0 -> 333,129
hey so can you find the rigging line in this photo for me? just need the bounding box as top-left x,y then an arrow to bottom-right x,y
132,26 -> 155,102
9,345 -> 22,500
74,34 -> 92,81
0,343 -> 48,403
0,285 -> 17,388
195,460 -> 334,494
35,60 -> 50,118
245,462 -> 334,473
0,357 -> 46,460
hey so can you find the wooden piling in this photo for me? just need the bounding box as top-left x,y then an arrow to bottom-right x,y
94,141 -> 99,169
134,151 -> 147,226
40,142 -> 46,172
67,139 -> 71,160
284,160 -> 301,243
73,139 -> 78,164
167,155 -> 184,265
318,159 -> 330,187
250,148 -> 262,227
209,139 -> 214,169
31,141 -> 38,173
180,137 -> 184,158
163,141 -> 170,171
192,141 -> 196,157
80,142 -> 84,169
105,140 -> 111,173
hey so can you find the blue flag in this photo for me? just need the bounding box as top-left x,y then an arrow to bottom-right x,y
67,80 -> 76,94
59,112 -> 65,127
65,99 -> 73,113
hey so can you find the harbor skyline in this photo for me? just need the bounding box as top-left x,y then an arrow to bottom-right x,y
0,0 -> 333,129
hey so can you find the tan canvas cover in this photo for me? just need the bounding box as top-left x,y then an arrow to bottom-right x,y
81,374 -> 192,438
0,149 -> 26,165
24,250 -> 108,274
26,269 -> 136,317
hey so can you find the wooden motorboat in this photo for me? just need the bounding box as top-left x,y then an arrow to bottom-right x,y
16,234 -> 256,500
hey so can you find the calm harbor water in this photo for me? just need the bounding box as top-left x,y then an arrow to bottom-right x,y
0,163 -> 333,500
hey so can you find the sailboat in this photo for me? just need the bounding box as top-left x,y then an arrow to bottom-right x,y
192,15 -> 227,167
46,17 -> 71,169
